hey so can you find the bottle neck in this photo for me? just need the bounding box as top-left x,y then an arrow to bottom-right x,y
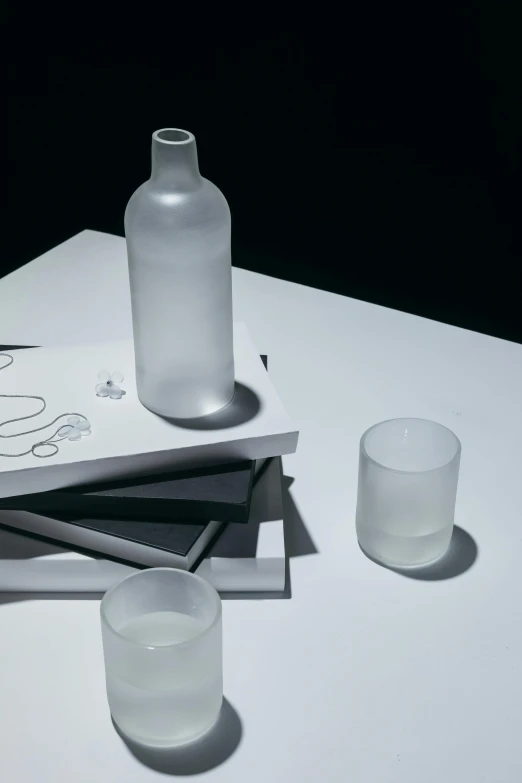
150,129 -> 202,190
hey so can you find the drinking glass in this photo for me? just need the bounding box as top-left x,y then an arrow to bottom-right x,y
356,418 -> 461,567
100,568 -> 222,747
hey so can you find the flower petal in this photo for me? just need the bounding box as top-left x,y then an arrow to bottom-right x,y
109,384 -> 122,399
96,383 -> 109,397
76,418 -> 90,430
68,415 -> 80,426
111,371 -> 124,383
68,429 -> 81,441
58,425 -> 72,438
98,370 -> 110,382
81,428 -> 92,436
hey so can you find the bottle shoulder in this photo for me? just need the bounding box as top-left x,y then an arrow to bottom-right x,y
125,177 -> 230,225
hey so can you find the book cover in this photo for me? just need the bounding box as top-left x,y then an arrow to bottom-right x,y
0,324 -> 298,498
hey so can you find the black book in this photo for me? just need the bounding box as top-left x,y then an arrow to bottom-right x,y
0,509 -> 220,570
0,459 -> 271,570
0,345 -> 267,523
0,461 -> 263,523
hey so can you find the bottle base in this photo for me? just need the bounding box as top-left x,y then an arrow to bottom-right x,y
138,387 -> 236,421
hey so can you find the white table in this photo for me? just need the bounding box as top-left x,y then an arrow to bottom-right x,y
1,230 -> 521,783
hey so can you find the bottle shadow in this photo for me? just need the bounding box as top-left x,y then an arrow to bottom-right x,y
360,525 -> 478,580
113,697 -> 242,776
167,383 -> 261,431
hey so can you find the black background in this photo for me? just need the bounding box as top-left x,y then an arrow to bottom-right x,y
7,4 -> 521,342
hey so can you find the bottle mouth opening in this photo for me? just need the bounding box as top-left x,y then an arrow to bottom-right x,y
154,128 -> 193,145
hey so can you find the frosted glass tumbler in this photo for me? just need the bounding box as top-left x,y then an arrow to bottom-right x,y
101,568 -> 222,747
356,418 -> 461,567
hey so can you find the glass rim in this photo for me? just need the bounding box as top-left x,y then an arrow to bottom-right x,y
360,417 -> 461,475
100,567 -> 222,650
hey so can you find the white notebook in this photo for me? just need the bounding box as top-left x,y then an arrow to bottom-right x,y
0,323 -> 298,498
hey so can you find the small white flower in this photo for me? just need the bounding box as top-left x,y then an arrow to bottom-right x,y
96,370 -> 124,399
58,416 -> 91,441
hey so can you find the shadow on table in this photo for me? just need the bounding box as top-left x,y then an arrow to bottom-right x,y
282,476 -> 318,559
220,474 -> 319,601
360,525 -> 478,580
114,697 -> 242,776
166,383 -> 261,431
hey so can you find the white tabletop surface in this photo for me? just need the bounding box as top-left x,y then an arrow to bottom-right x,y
1,230 -> 521,783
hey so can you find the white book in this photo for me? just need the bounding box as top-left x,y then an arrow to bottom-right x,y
0,323 -> 298,498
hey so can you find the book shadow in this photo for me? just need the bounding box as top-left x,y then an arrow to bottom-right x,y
166,383 -> 261,430
113,697 -> 242,776
359,525 -> 478,580
219,474 -> 318,601
282,476 -> 318,559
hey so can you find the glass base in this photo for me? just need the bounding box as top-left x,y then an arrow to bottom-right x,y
356,521 -> 454,569
113,711 -> 220,749
359,540 -> 451,570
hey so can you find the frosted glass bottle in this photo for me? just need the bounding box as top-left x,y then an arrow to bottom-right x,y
125,128 -> 235,419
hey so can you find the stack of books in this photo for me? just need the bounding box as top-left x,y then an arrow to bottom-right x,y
0,324 -> 298,593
